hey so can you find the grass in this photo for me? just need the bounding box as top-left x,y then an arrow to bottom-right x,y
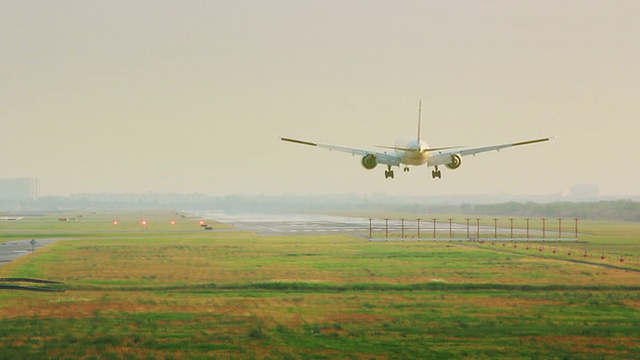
0,209 -> 638,358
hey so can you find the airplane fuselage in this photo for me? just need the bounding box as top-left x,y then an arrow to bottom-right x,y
395,138 -> 430,166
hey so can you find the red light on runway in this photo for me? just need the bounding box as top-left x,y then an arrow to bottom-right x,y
113,220 -> 119,225
171,220 -> 176,225
141,220 -> 148,226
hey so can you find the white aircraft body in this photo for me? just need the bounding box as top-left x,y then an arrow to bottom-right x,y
280,102 -> 554,179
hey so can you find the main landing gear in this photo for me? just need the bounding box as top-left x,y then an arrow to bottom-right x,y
384,165 -> 394,179
431,166 -> 442,179
384,166 -> 442,179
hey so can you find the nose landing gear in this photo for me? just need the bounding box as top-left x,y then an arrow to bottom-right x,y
431,166 -> 442,179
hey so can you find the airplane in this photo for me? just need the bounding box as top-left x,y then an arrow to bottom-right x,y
280,101 -> 554,179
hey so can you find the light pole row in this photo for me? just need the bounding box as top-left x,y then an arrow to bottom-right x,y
369,217 -> 579,240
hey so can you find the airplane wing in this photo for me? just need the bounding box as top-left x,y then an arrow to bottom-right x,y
280,137 -> 401,166
427,137 -> 554,167
458,137 -> 554,157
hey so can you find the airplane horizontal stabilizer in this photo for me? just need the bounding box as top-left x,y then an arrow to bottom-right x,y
375,145 -> 463,153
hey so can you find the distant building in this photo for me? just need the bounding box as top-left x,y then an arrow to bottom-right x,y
0,178 -> 39,200
569,183 -> 600,201
70,192 -> 208,205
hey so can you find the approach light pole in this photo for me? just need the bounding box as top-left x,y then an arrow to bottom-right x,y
558,218 -> 563,239
509,218 -> 514,239
466,218 -> 470,238
432,218 -> 437,239
368,218 -> 372,239
448,218 -> 453,239
476,218 -> 480,239
416,219 -> 421,238
493,218 -> 498,239
526,218 -> 530,239
385,219 -> 389,239
575,218 -> 579,240
542,218 -> 546,239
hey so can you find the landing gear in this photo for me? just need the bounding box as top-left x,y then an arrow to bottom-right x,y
431,166 -> 442,179
384,166 -> 395,179
403,166 -> 410,172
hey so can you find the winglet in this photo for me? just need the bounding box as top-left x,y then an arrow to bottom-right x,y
511,137 -> 554,147
280,137 -> 318,147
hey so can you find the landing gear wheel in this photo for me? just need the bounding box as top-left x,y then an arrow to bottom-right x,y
431,168 -> 442,179
403,166 -> 410,172
385,166 -> 395,179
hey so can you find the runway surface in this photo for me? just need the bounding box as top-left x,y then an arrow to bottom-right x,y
202,211 -> 572,241
202,212 -> 371,236
202,212 -> 538,238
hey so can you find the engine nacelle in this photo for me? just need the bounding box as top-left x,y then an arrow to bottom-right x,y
445,154 -> 462,170
361,154 -> 377,170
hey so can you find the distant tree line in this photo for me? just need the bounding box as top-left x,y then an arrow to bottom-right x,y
457,200 -> 640,222
2,194 -> 638,222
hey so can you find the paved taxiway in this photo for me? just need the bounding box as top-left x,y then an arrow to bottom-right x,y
0,238 -> 59,266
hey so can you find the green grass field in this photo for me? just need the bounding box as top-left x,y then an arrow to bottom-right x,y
1,210 -> 639,359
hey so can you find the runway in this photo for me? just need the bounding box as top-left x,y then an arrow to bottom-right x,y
202,212 -> 505,238
202,212 -> 370,236
202,211 -> 576,241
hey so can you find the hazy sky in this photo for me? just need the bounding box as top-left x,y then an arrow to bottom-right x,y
1,1 -> 639,197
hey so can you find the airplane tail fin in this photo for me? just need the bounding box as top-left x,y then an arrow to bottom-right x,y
417,100 -> 422,143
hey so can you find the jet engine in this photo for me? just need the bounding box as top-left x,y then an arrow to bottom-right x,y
445,154 -> 462,170
361,154 -> 377,170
